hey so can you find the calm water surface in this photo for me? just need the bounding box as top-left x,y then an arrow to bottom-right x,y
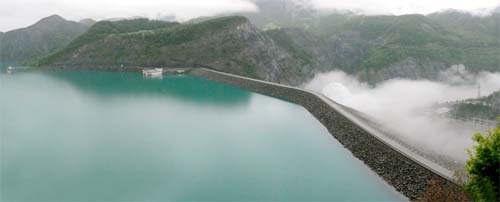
0,70 -> 405,201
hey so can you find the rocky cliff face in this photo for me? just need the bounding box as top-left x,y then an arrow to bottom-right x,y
28,7 -> 500,85
227,1 -> 500,84
311,13 -> 499,84
188,10 -> 500,84
0,15 -> 90,63
39,17 -> 315,85
356,57 -> 449,83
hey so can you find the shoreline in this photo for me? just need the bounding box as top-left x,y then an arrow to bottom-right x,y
24,66 -> 463,200
188,68 -> 463,200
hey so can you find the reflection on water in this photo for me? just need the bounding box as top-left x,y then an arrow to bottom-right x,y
44,71 -> 252,106
0,71 -> 405,201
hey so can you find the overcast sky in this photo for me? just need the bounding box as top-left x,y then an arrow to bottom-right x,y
311,0 -> 499,15
1,0 -> 498,32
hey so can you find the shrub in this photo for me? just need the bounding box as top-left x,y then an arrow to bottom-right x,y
465,118 -> 500,202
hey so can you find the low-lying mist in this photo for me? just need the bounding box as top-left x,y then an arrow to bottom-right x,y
305,65 -> 500,168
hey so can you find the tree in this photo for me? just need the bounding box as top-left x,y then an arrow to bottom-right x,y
465,118 -> 500,202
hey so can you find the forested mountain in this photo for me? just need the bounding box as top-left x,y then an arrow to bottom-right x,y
11,1 -> 499,85
226,1 -> 499,83
36,17 -> 316,85
0,15 -> 90,64
309,12 -> 499,83
446,90 -> 500,121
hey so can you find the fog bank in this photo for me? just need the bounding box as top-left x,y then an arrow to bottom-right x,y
310,0 -> 500,16
2,0 -> 499,32
305,66 -> 500,167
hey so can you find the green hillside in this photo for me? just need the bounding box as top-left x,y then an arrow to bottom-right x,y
37,18 -> 179,65
36,16 -> 315,85
226,0 -> 500,83
449,90 -> 500,121
311,13 -> 499,82
23,3 -> 500,85
0,15 -> 90,64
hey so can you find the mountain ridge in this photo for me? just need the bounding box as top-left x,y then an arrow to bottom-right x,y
0,15 -> 90,63
182,1 -> 499,83
36,16 -> 315,85
4,5 -> 499,85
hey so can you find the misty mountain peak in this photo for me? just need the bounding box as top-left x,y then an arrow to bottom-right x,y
37,14 -> 66,24
79,18 -> 96,26
252,0 -> 314,11
1,14 -> 90,63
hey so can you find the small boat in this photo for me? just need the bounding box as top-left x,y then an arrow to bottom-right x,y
142,68 -> 163,77
6,66 -> 13,74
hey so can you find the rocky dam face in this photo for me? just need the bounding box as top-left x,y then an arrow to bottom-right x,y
0,70 -> 405,201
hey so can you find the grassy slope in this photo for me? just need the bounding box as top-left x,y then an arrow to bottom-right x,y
1,15 -> 90,64
36,18 -> 179,65
34,11 -> 499,84
37,16 -> 291,80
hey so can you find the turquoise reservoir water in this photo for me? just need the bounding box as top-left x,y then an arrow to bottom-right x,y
0,71 -> 405,201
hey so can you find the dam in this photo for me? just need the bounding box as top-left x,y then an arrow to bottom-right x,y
0,70 -> 406,201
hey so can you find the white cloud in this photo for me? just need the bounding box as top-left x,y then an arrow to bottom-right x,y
0,0 -> 258,31
305,67 -> 500,168
2,0 -> 499,32
311,0 -> 500,15
2,0 -> 499,31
